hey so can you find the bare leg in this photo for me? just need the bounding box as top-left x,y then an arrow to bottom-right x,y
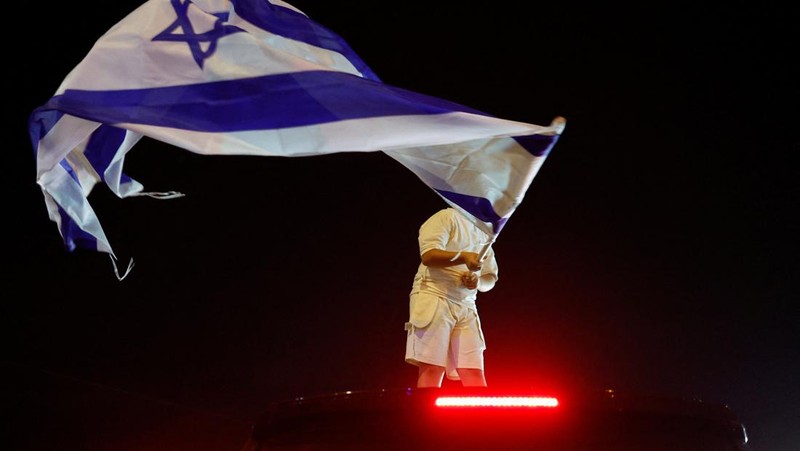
456,368 -> 487,387
417,363 -> 446,388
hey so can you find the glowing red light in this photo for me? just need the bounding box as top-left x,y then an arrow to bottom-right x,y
435,396 -> 559,408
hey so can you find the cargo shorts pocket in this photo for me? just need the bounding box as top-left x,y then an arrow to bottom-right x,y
409,291 -> 439,329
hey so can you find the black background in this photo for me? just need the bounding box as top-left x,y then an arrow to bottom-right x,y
6,1 -> 797,450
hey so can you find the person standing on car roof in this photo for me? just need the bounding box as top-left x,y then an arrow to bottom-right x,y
404,207 -> 498,387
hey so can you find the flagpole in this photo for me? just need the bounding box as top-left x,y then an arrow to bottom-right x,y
477,236 -> 496,263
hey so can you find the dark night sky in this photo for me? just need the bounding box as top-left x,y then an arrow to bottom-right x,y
6,1 -> 797,450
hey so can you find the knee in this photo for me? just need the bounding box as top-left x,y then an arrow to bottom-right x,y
417,363 -> 445,388
456,368 -> 486,387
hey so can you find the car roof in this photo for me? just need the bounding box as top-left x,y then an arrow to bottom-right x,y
243,387 -> 750,450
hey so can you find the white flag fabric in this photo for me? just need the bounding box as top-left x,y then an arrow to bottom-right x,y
29,0 -> 565,260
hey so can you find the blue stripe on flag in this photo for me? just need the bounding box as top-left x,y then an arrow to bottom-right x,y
435,189 -> 507,234
28,109 -> 64,159
85,125 -> 133,185
35,70 -> 491,134
231,0 -> 380,81
53,159 -> 99,253
514,133 -> 560,157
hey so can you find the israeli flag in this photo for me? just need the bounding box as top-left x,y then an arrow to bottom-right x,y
30,0 -> 565,265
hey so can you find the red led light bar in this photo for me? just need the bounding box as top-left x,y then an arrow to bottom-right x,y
435,396 -> 559,408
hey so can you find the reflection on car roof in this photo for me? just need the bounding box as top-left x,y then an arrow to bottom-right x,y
241,387 -> 750,451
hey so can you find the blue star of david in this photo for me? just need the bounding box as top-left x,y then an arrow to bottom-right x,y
152,0 -> 244,69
